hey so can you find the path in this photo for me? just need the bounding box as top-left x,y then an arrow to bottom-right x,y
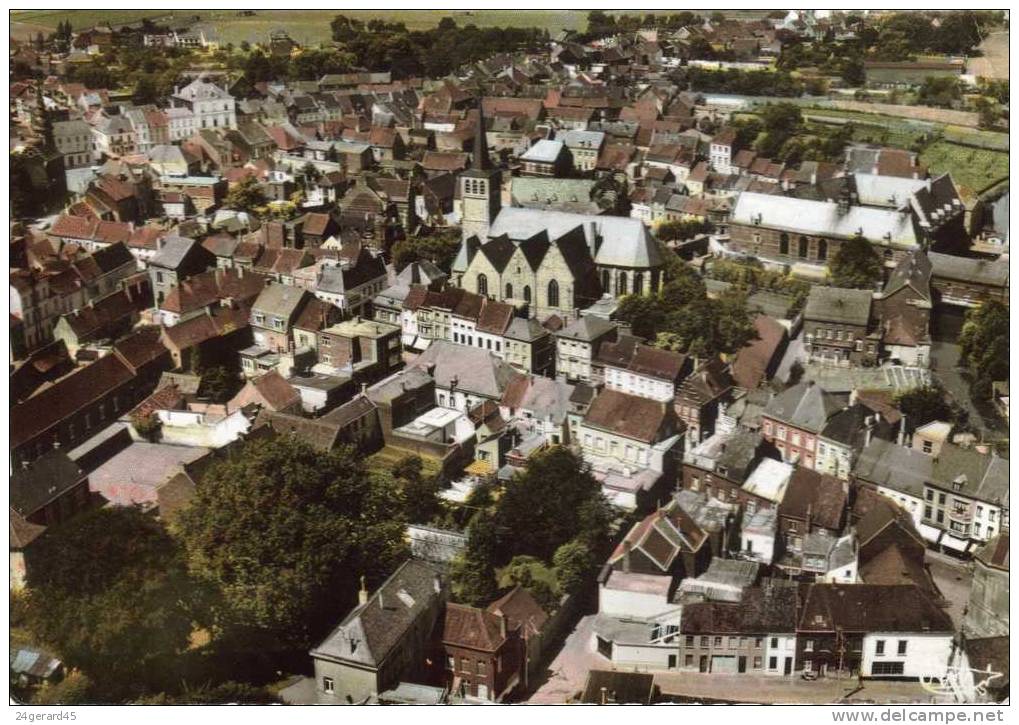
525,614 -> 604,703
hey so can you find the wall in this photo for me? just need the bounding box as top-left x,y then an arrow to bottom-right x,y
599,585 -> 672,619
860,633 -> 953,679
312,658 -> 378,704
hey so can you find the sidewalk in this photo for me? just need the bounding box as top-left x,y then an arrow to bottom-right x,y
653,672 -> 946,705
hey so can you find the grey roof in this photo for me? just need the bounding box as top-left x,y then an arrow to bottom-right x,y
10,449 -> 83,517
557,314 -> 616,342
557,129 -> 605,149
504,316 -> 548,341
409,340 -> 521,399
53,119 -> 91,138
930,445 -> 1009,506
150,236 -> 198,269
252,283 -> 309,319
367,368 -> 434,404
396,260 -> 446,287
732,191 -> 918,248
853,173 -> 927,209
520,139 -> 565,164
803,286 -> 873,326
928,252 -> 1009,288
764,381 -> 843,432
882,249 -> 932,301
510,177 -> 598,214
311,559 -> 445,668
487,207 -> 663,270
853,438 -> 933,499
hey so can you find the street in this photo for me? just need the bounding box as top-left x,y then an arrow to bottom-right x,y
926,549 -> 974,629
525,614 -> 605,703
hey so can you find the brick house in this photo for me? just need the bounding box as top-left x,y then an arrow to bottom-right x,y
760,381 -> 843,469
675,357 -> 735,445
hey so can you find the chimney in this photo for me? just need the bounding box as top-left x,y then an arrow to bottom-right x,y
622,540 -> 632,572
433,575 -> 442,594
805,503 -> 812,533
499,613 -> 507,640
358,575 -> 368,606
361,382 -> 368,395
864,415 -> 874,447
600,687 -> 608,705
897,415 -> 907,447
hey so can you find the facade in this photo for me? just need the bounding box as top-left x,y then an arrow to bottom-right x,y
802,287 -> 878,366
172,77 -> 237,131
760,381 -> 843,470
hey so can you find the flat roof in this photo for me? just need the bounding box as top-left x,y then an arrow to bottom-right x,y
741,458 -> 794,503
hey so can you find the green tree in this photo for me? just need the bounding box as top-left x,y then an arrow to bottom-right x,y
132,76 -> 158,105
450,510 -> 499,607
23,508 -> 197,695
615,294 -> 667,341
392,455 -> 443,524
552,539 -> 595,594
958,300 -> 1009,400
223,175 -> 268,214
828,235 -> 883,289
175,436 -> 408,646
894,384 -> 959,431
32,670 -> 94,705
390,229 -> 462,272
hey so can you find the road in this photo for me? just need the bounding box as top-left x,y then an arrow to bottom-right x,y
929,341 -> 1007,438
926,549 -> 974,629
525,614 -> 604,703
968,31 -> 1010,80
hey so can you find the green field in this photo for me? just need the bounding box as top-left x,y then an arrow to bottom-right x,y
920,142 -> 1010,200
11,9 -> 776,44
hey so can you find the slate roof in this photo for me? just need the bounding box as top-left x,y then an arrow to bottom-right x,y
254,409 -> 344,451
763,381 -> 843,433
10,449 -> 84,518
311,558 -> 445,668
804,286 -> 873,326
798,584 -> 952,633
409,340 -> 522,400
928,252 -> 1009,288
557,314 -> 616,342
442,603 -> 506,652
778,468 -> 846,531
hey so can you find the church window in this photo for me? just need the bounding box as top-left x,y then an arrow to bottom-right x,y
798,236 -> 809,259
601,269 -> 611,291
633,273 -> 643,295
506,283 -> 513,299
616,272 -> 627,296
477,274 -> 488,297
817,239 -> 828,261
547,280 -> 559,308
779,233 -> 789,255
523,286 -> 532,303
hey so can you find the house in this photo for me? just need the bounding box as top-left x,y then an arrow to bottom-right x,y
248,284 -> 315,355
605,498 -> 714,582
555,315 -> 618,383
578,388 -> 683,511
558,130 -> 605,174
499,374 -> 575,446
796,584 -> 954,679
519,139 -> 570,177
596,336 -> 690,402
873,250 -> 933,366
52,119 -> 93,168
855,497 -> 933,593
88,440 -> 211,508
171,77 -> 237,131
675,357 -> 735,444
310,559 -> 448,704
815,403 -> 895,480
148,236 -> 216,308
408,340 -> 523,413
316,317 -> 403,385
803,286 -> 879,367
775,468 -> 849,575
963,533 -> 1009,639
863,60 -> 964,88
580,670 -> 657,704
157,267 -> 266,327
928,252 -> 1009,308
760,381 -> 844,469
228,370 -> 302,414
52,286 -> 147,357
677,581 -> 799,676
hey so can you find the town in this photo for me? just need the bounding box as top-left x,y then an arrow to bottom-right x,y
8,9 -> 1010,707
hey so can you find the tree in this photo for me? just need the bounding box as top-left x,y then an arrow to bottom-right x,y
615,294 -> 667,341
223,175 -> 267,214
132,76 -> 158,105
656,218 -> 711,242
392,455 -> 443,525
828,235 -> 883,289
175,436 -> 408,646
197,365 -> 239,403
552,539 -> 595,594
958,300 -> 1009,399
894,384 -> 958,431
390,229 -> 461,272
23,508 -> 197,696
32,670 -> 94,705
450,510 -> 499,607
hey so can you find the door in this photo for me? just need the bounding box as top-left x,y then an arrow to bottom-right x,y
668,655 -> 677,669
711,655 -> 738,674
738,656 -> 747,673
477,683 -> 489,700
784,657 -> 792,675
699,655 -> 708,673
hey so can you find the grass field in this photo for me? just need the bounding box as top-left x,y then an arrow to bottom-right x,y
920,141 -> 1009,200
11,9 -> 776,43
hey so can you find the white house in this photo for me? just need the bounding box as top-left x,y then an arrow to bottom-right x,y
861,633 -> 954,679
172,77 -> 237,131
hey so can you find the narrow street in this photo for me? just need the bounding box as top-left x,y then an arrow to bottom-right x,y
525,614 -> 604,703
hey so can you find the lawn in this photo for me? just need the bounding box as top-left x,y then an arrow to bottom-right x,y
920,141 -> 1010,201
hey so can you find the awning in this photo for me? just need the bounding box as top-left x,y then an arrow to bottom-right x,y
941,534 -> 970,553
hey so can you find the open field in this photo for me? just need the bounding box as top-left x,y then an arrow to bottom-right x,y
11,9 -> 777,44
920,141 -> 1010,200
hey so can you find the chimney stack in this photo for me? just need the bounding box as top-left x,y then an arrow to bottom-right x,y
499,613 -> 507,640
622,540 -> 632,572
358,575 -> 368,606
897,415 -> 907,447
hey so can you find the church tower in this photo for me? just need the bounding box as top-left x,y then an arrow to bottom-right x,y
460,102 -> 501,242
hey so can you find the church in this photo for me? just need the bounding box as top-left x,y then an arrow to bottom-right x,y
452,106 -> 664,321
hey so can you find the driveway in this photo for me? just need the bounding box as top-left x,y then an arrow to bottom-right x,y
926,549 -> 973,629
525,614 -> 604,703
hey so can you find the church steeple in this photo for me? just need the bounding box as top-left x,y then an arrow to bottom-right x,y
471,100 -> 491,171
460,97 -> 501,244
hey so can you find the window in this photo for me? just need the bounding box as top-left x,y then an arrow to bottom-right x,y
323,677 -> 334,693
779,233 -> 789,255
461,658 -> 471,673
446,656 -> 454,670
477,661 -> 486,675
804,639 -> 814,652
700,636 -> 709,647
770,637 -> 778,649
505,283 -> 513,299
938,493 -> 946,505
924,505 -> 933,519
798,236 -> 808,258
714,636 -> 722,647
728,637 -> 738,649
477,274 -> 488,297
523,285 -> 531,303
601,270 -> 611,291
547,279 -> 559,307
753,656 -> 762,669
817,239 -> 827,261
685,636 -> 694,647
875,640 -> 885,656
769,656 -> 778,670
685,654 -> 694,667
872,661 -> 904,676
633,273 -> 643,295
755,637 -> 763,648
897,640 -> 907,656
